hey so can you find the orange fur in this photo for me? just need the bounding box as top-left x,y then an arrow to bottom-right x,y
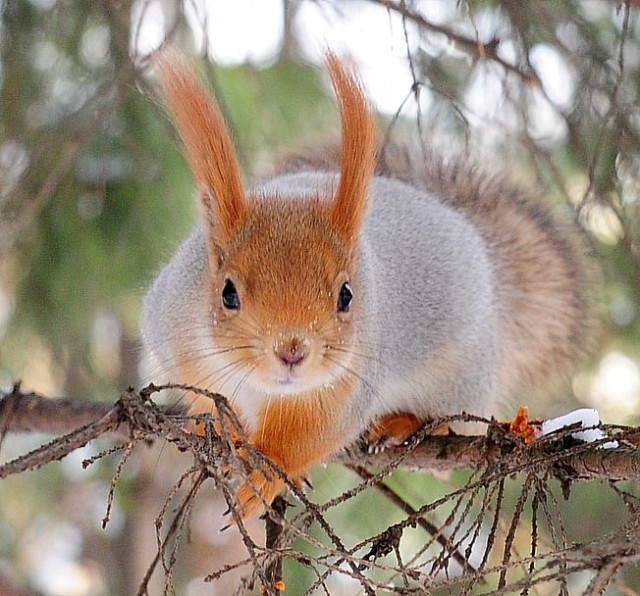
154,51 -> 247,253
325,52 -> 378,249
368,413 -> 425,445
237,376 -> 356,518
367,413 -> 451,447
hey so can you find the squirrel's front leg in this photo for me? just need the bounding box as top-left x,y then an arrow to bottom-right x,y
233,396 -> 344,519
187,399 -> 287,518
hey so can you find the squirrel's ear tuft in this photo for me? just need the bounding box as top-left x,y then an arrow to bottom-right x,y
153,50 -> 247,254
325,52 -> 378,249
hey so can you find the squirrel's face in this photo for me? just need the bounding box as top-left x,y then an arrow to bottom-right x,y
205,197 -> 361,398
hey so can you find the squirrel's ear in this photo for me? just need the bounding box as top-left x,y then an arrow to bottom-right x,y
325,52 -> 377,250
154,50 -> 247,256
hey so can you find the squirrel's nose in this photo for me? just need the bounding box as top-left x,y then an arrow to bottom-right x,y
275,336 -> 310,368
277,350 -> 306,367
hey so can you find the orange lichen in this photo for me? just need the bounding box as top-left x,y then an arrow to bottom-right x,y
508,406 -> 537,445
261,580 -> 286,594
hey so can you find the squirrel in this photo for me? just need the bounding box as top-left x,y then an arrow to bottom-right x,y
142,51 -> 597,519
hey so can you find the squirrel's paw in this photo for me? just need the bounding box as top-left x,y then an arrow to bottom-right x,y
232,468 -> 310,520
235,468 -> 285,519
365,413 -> 424,453
365,413 -> 449,453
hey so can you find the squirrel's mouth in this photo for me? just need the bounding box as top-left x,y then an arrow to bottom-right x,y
275,368 -> 304,387
265,368 -> 317,394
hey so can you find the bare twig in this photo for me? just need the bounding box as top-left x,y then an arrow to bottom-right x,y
347,464 -> 476,576
368,0 -> 539,83
0,385 -> 185,444
263,495 -> 289,595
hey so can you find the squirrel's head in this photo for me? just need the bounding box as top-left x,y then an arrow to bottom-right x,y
155,51 -> 377,396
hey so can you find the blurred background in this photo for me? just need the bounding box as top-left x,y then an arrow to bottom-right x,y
1,0 -> 640,594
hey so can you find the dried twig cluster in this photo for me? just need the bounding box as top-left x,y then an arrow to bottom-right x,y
2,385 -> 640,594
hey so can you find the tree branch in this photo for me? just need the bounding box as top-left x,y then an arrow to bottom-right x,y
0,384 -> 185,443
366,0 -> 540,84
2,385 -> 639,484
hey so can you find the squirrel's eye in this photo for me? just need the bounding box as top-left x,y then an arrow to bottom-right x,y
222,279 -> 240,310
337,282 -> 353,313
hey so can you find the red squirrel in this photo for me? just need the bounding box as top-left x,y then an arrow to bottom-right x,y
143,51 -> 597,518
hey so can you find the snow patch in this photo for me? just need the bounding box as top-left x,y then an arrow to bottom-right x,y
541,408 -> 618,449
